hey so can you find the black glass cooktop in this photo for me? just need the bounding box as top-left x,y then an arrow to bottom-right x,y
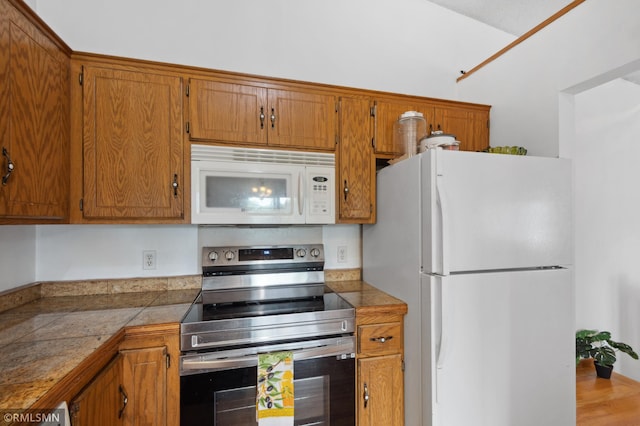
181,286 -> 353,324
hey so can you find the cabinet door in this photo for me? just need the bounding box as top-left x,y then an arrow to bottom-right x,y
121,346 -> 167,426
71,355 -> 123,426
358,354 -> 404,426
373,98 -> 431,156
464,109 -> 490,152
337,97 -> 375,223
267,88 -> 336,151
433,106 -> 489,152
0,1 -> 69,220
81,65 -> 183,219
188,78 -> 268,145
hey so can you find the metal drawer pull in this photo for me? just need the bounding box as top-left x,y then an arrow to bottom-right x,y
2,147 -> 14,185
363,382 -> 369,408
370,335 -> 393,343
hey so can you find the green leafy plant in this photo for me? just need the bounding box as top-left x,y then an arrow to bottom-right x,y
576,329 -> 639,368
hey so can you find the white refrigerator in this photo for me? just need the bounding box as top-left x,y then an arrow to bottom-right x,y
363,149 -> 575,426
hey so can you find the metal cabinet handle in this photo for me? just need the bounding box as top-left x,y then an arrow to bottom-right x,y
2,147 -> 14,185
259,106 -> 265,129
118,385 -> 128,419
343,180 -> 349,201
172,174 -> 179,197
270,107 -> 276,128
370,335 -> 394,344
363,382 -> 369,408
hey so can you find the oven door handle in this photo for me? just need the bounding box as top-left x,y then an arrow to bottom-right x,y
181,338 -> 355,373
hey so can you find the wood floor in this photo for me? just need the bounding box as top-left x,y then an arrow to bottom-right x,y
577,359 -> 640,426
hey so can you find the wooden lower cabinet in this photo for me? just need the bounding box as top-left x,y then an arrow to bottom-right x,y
69,326 -> 179,426
358,354 -> 404,426
70,354 -> 123,426
120,346 -> 167,426
356,314 -> 405,426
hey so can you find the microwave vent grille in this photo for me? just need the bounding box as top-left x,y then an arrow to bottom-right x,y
192,145 -> 334,167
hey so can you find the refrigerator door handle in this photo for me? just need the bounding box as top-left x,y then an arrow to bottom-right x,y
430,274 -> 452,405
435,276 -> 452,370
436,178 -> 450,275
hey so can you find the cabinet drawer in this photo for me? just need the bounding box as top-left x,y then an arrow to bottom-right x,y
358,322 -> 402,355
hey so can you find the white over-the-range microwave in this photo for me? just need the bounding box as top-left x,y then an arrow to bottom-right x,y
191,144 -> 335,225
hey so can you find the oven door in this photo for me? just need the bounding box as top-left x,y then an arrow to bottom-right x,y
180,336 -> 355,426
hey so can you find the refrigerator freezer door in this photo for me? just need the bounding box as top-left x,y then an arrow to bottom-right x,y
421,150 -> 572,273
424,268 -> 575,426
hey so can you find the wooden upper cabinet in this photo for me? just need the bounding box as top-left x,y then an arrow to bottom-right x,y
373,98 -> 433,156
80,64 -> 184,220
266,88 -> 337,151
188,78 -> 268,145
432,105 -> 490,152
187,78 -> 337,151
337,97 -> 375,223
0,0 -> 69,221
373,97 -> 490,157
462,109 -> 490,152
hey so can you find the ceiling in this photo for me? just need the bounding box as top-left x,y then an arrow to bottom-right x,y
430,0 -> 640,85
427,0 -> 574,36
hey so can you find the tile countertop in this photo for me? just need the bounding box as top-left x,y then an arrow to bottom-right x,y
325,280 -> 408,315
0,288 -> 200,412
0,276 -> 406,412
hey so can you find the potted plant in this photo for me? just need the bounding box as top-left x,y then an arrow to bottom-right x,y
576,329 -> 639,378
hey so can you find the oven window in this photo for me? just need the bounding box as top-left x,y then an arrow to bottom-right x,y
181,357 -> 354,425
214,376 -> 330,425
204,175 -> 289,213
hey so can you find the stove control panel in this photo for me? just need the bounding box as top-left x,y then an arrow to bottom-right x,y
201,244 -> 325,273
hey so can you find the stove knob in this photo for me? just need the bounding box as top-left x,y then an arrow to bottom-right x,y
310,248 -> 321,258
208,251 -> 219,262
296,248 -> 307,258
224,250 -> 235,261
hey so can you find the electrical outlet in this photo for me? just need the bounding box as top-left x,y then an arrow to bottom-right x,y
337,246 -> 347,263
143,250 -> 157,270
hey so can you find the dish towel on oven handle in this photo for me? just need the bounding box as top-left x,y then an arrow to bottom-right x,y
256,351 -> 294,426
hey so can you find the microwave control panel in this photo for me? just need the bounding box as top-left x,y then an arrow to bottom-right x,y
306,167 -> 335,223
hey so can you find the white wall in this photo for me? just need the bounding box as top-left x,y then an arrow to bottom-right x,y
0,0 -> 511,289
574,79 -> 640,382
33,224 -> 360,282
35,225 -> 198,281
0,226 -> 36,293
32,0 -> 513,100
457,0 -> 640,157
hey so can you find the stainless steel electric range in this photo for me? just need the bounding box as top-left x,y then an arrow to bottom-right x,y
180,244 -> 356,426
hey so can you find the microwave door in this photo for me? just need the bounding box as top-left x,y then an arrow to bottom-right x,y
191,163 -> 305,224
